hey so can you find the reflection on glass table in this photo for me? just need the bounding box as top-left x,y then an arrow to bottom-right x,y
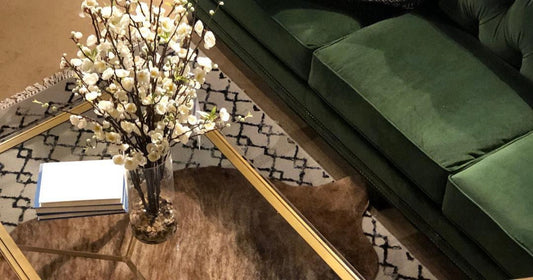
0,115 -> 365,279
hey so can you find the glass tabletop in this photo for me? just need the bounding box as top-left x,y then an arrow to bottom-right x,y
0,75 -> 365,280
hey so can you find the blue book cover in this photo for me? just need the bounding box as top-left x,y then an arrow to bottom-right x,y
33,164 -> 44,209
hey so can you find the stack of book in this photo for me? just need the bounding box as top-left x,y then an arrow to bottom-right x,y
34,159 -> 128,220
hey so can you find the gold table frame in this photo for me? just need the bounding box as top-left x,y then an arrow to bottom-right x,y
0,101 -> 363,280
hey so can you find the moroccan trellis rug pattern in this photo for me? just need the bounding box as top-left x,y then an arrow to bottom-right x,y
0,70 -> 436,279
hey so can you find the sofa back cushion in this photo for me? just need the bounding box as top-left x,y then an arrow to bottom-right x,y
439,0 -> 533,82
305,0 -> 422,24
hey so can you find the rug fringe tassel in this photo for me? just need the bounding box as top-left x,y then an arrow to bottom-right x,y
0,70 -> 75,111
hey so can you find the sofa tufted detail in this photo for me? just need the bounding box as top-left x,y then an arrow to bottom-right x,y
439,0 -> 533,81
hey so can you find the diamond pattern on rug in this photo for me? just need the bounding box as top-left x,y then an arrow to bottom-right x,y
0,69 -> 436,280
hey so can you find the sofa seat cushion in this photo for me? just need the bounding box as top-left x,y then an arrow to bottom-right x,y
443,133 -> 533,277
219,0 -> 362,80
309,13 -> 533,204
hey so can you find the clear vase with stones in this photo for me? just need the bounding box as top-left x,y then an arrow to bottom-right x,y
127,153 -> 177,244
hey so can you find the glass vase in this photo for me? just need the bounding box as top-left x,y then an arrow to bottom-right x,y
127,153 -> 177,244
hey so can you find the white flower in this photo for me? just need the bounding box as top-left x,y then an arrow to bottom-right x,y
81,46 -> 92,56
122,77 -> 134,91
124,157 -> 138,170
70,115 -> 81,126
102,68 -> 114,80
203,122 -> 215,130
77,118 -> 87,129
147,152 -> 160,162
125,103 -> 137,113
115,69 -> 130,78
85,91 -> 99,101
197,56 -> 212,71
118,14 -> 130,29
160,17 -> 174,33
86,34 -> 97,47
149,67 -> 159,78
94,60 -> 106,73
114,90 -> 128,103
142,95 -> 153,105
194,20 -> 204,36
166,102 -> 177,114
219,107 -> 230,122
130,13 -> 145,23
179,131 -> 191,144
150,131 -> 164,143
169,41 -> 181,53
108,52 -> 117,64
80,59 -> 94,72
72,31 -> 83,40
60,57 -> 68,69
112,154 -> 125,165
132,151 -> 147,166
146,143 -> 158,154
140,26 -> 155,41
120,121 -> 136,134
109,107 -> 123,119
204,31 -> 216,49
106,132 -> 121,143
155,103 -> 167,115
81,0 -> 98,9
135,2 -> 148,14
91,123 -> 103,134
177,23 -> 191,38
177,48 -> 188,58
101,6 -> 113,18
97,100 -> 114,111
137,69 -> 150,84
70,58 -> 83,67
117,42 -> 130,57
188,115 -> 197,125
96,41 -> 112,53
193,67 -> 206,84
172,123 -> 188,136
82,73 -> 99,85
165,81 -> 177,94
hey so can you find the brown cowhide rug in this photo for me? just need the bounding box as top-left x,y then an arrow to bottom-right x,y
0,167 -> 378,279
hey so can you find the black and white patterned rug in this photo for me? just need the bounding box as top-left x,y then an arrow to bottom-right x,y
0,70 -> 436,280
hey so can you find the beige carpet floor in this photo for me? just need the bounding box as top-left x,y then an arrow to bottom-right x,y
0,0 -> 92,100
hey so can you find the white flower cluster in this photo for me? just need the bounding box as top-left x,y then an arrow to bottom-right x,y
62,0 -> 228,170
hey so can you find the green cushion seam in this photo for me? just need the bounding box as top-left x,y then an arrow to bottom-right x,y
452,130 -> 533,175
312,52 -> 464,173
269,16 -> 315,50
314,32 -> 358,53
447,175 -> 533,259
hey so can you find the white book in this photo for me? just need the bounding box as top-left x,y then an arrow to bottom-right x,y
37,210 -> 125,220
35,181 -> 128,214
35,203 -> 126,214
35,159 -> 126,208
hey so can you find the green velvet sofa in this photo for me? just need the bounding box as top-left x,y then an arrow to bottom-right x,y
196,0 -> 533,278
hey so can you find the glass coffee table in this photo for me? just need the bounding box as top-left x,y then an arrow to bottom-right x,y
0,88 -> 372,279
